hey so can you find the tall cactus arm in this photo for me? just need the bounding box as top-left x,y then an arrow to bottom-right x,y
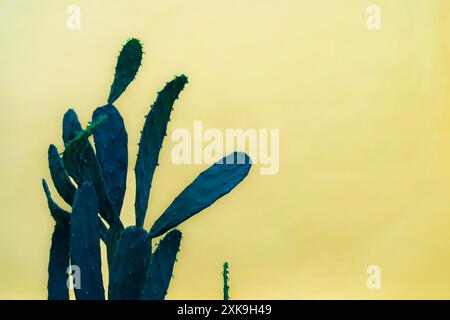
149,152 -> 251,238
47,224 -> 70,300
108,226 -> 152,300
108,38 -> 143,104
142,229 -> 182,300
48,144 -> 77,206
70,182 -> 105,300
92,105 -> 128,215
134,75 -> 188,228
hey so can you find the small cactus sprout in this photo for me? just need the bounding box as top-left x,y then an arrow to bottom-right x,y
42,38 -> 252,300
61,114 -> 108,160
223,262 -> 230,300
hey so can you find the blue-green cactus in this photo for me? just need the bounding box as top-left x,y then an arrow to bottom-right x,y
92,104 -> 128,214
108,38 -> 143,104
149,152 -> 251,238
142,229 -> 182,300
42,179 -> 71,228
48,144 -> 76,206
62,109 -> 123,231
48,224 -> 70,300
43,38 -> 252,300
135,75 -> 188,228
223,262 -> 230,300
42,179 -> 107,240
70,182 -> 105,300
108,226 -> 151,300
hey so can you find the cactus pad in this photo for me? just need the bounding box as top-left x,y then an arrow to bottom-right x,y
92,104 -> 128,214
149,152 -> 251,238
48,144 -> 76,206
70,182 -> 105,300
61,109 -> 122,231
134,75 -> 188,228
142,229 -> 182,300
42,179 -> 71,228
47,224 -> 70,300
108,226 -> 152,300
108,38 -> 143,104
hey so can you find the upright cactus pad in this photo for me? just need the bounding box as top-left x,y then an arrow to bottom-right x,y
61,109 -> 84,183
142,229 -> 182,300
134,74 -> 188,228
47,224 -> 70,300
108,226 -> 152,300
108,38 -> 143,104
62,109 -> 82,145
48,144 -> 76,206
149,152 -> 252,238
70,183 -> 105,300
93,104 -> 128,214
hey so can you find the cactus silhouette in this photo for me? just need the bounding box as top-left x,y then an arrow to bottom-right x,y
42,38 -> 252,300
223,262 -> 230,300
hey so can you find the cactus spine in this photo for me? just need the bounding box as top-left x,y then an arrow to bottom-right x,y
42,38 -> 252,300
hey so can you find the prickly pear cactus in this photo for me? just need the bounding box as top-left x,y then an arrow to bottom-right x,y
42,38 -> 252,300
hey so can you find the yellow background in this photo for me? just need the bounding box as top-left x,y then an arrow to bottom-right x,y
1,0 -> 450,299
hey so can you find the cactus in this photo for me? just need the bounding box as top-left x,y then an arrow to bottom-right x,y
42,38 -> 252,300
42,179 -> 71,228
223,262 -> 230,300
47,224 -> 70,300
108,226 -> 152,300
92,105 -> 128,214
70,183 -> 105,300
135,75 -> 188,228
142,229 -> 182,300
48,144 -> 76,206
62,110 -> 123,231
149,152 -> 251,238
108,38 -> 143,104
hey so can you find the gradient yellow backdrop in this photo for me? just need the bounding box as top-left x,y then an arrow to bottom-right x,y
1,0 -> 450,299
